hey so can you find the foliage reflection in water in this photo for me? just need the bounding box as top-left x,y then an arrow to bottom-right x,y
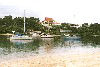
0,35 -> 100,56
81,35 -> 100,47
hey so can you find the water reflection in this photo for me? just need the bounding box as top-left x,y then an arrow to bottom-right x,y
0,36 -> 42,55
81,36 -> 100,47
0,35 -> 100,56
10,40 -> 33,44
41,38 -> 54,53
63,37 -> 81,47
1,35 -> 100,64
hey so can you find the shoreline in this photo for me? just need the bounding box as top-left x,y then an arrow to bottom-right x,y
0,52 -> 100,67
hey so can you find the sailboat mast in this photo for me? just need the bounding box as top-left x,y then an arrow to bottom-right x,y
24,10 -> 25,33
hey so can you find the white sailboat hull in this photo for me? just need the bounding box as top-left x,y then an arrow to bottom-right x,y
41,35 -> 54,38
10,35 -> 32,40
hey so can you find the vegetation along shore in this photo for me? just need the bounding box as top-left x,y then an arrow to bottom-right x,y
0,15 -> 100,37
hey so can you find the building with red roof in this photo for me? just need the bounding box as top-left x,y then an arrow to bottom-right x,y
41,17 -> 61,28
44,17 -> 54,22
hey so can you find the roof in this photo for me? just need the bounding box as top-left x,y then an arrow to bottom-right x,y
45,17 -> 54,22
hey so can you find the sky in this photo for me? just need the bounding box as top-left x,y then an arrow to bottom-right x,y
0,0 -> 100,24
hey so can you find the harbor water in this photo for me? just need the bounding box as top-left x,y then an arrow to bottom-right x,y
0,35 -> 100,66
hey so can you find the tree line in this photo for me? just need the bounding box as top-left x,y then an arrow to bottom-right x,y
0,15 -> 44,34
0,15 -> 100,36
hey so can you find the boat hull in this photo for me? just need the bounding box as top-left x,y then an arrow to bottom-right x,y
10,35 -> 33,40
41,35 -> 54,38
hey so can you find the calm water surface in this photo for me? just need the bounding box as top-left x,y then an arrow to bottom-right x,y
0,35 -> 100,61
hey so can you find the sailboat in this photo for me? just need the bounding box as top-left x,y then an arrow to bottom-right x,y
40,34 -> 54,38
10,10 -> 32,40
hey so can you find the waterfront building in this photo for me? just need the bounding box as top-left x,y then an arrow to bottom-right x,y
40,17 -> 61,28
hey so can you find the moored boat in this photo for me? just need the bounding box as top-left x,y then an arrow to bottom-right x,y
10,34 -> 32,40
10,10 -> 33,40
41,34 -> 54,38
